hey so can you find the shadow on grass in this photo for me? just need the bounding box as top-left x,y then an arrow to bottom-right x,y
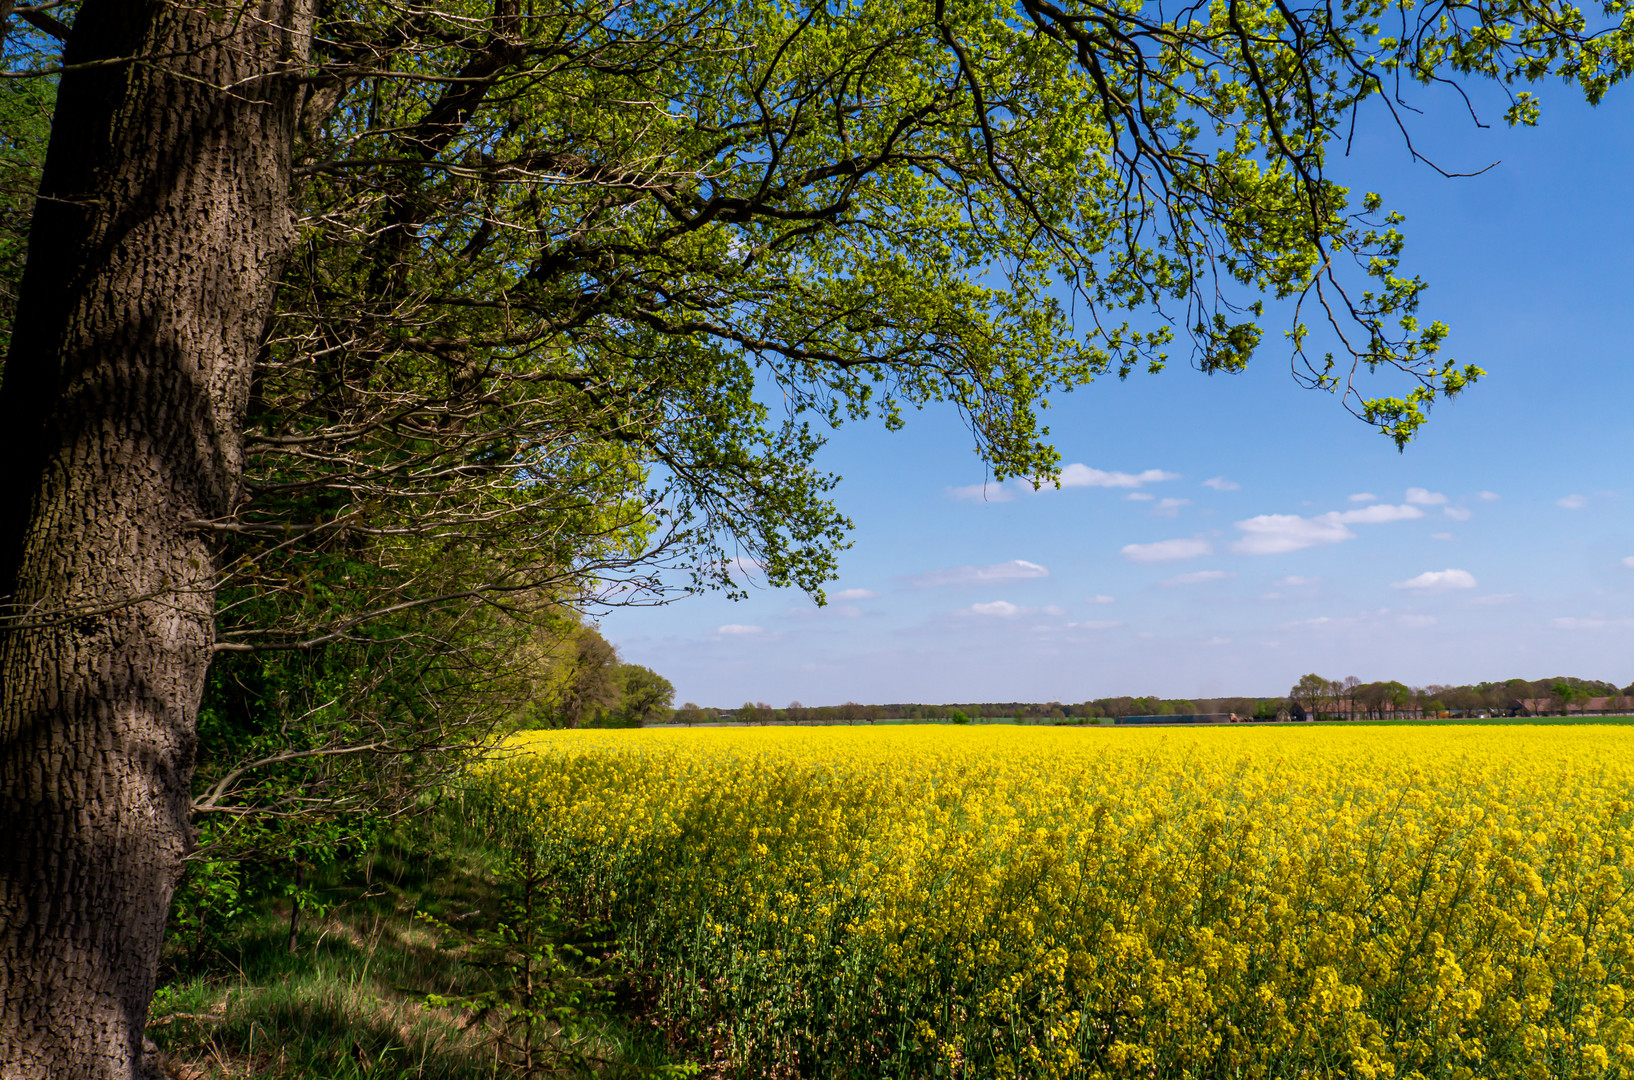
149,815 -> 688,1079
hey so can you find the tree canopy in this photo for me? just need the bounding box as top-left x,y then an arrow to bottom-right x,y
234,0 -> 1622,627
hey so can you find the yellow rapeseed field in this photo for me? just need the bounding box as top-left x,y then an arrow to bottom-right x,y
476,725 -> 1634,1079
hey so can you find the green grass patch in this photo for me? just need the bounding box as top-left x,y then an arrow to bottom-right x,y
1306,714 -> 1634,726
148,807 -> 695,1079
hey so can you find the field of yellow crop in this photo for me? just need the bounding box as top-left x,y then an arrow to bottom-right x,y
475,726 -> 1634,1079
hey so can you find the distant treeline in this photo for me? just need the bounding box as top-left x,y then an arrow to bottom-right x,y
1280,674 -> 1634,721
674,675 -> 1634,725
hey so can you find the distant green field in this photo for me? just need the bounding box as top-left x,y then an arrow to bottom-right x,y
669,714 -> 1634,728
1032,715 -> 1634,727
1308,714 -> 1634,726
971,715 -> 1634,727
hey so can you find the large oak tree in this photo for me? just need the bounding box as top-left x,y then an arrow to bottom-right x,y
0,0 -> 1625,1074
0,3 -> 313,1075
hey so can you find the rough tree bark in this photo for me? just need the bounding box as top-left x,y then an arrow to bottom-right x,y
0,3 -> 312,1076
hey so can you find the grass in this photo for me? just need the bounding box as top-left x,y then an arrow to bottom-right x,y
1305,714 -> 1634,726
147,807 -> 696,1079
664,715 -> 1634,728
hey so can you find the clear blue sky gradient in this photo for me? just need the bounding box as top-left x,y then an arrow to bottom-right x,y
600,82 -> 1634,707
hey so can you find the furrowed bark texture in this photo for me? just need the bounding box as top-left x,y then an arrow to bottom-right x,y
0,3 -> 312,1076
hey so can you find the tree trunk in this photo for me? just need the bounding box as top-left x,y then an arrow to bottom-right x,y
0,3 -> 311,1077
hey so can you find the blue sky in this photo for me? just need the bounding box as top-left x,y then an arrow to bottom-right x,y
601,83 -> 1634,707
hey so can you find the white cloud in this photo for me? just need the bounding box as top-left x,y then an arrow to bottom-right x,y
948,482 -> 1016,503
1431,532 -> 1455,541
907,559 -> 1049,588
1478,490 -> 1500,501
708,556 -> 766,578
831,588 -> 879,600
1153,497 -> 1192,516
1276,575 -> 1319,587
1121,537 -> 1213,562
789,600 -> 864,619
1232,514 -> 1354,555
1558,494 -> 1589,509
1087,594 -> 1116,604
1203,636 -> 1232,646
1067,619 -> 1123,630
1058,464 -> 1179,489
964,599 -> 1070,618
1471,594 -> 1517,606
1623,556 -> 1634,570
1332,503 -> 1425,524
1161,570 -> 1234,586
1392,569 -> 1477,591
1406,487 -> 1448,505
1231,503 -> 1422,555
1125,492 -> 1156,502
1398,614 -> 1438,628
1443,506 -> 1472,521
1552,617 -> 1608,630
1203,477 -> 1240,491
717,624 -> 763,635
1349,492 -> 1379,503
